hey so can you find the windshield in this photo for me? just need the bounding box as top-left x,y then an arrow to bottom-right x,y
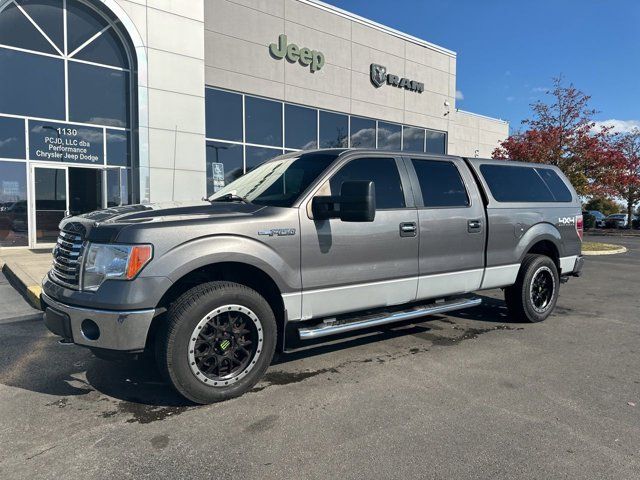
208,153 -> 338,207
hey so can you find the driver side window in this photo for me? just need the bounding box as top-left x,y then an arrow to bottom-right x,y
326,157 -> 405,209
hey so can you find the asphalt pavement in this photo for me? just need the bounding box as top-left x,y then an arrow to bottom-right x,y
0,235 -> 638,479
0,272 -> 41,324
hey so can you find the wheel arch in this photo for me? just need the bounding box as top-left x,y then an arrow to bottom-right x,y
147,261 -> 287,353
517,223 -> 564,270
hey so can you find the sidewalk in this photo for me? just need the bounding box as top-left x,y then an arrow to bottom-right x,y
0,248 -> 52,310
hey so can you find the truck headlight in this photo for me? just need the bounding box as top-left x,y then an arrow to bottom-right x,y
82,243 -> 153,291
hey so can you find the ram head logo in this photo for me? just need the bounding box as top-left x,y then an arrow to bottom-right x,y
370,63 -> 387,88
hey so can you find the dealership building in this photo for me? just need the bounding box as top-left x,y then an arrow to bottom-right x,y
0,0 -> 508,248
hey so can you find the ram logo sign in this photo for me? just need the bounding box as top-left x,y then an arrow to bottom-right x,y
370,63 -> 424,93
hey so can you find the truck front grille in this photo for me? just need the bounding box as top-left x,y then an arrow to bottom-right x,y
50,229 -> 85,289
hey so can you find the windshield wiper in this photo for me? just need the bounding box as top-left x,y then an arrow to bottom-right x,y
206,193 -> 249,204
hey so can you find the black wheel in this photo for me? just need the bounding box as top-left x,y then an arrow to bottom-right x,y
505,254 -> 559,323
156,281 -> 277,404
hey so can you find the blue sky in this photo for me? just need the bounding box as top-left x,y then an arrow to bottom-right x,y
328,0 -> 640,134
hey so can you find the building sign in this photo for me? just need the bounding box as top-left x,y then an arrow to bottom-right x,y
269,34 -> 325,73
29,121 -> 103,164
370,64 -> 424,93
211,162 -> 225,193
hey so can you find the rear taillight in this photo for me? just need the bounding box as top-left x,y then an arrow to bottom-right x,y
576,214 -> 583,241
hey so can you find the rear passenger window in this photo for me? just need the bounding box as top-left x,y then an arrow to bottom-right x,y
330,158 -> 405,209
480,164 -> 554,202
535,168 -> 573,202
412,159 -> 469,207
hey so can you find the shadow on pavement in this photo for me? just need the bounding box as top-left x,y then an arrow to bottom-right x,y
0,294 -> 524,409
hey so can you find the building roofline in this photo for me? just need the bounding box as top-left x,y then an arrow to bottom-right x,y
456,109 -> 509,125
298,0 -> 457,58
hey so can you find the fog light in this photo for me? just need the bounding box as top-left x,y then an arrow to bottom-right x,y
81,319 -> 100,341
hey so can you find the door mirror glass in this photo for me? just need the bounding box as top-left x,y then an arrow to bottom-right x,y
312,181 -> 376,222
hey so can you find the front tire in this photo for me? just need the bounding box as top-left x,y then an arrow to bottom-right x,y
156,281 -> 277,404
505,254 -> 559,323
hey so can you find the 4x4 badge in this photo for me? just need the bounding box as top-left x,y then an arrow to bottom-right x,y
258,228 -> 296,237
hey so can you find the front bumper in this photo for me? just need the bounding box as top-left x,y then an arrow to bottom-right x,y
41,292 -> 156,352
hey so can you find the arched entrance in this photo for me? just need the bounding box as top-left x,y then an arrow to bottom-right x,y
0,0 -> 140,247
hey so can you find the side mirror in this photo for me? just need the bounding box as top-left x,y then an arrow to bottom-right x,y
312,181 -> 376,222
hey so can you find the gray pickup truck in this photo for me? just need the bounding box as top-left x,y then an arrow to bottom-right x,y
42,149 -> 584,403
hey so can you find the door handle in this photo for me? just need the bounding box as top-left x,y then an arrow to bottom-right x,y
468,219 -> 482,233
400,222 -> 417,237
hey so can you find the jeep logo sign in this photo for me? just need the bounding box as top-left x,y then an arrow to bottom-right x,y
269,34 -> 325,73
370,63 -> 424,93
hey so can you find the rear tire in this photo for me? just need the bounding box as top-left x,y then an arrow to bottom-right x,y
505,254 -> 559,323
156,281 -> 277,404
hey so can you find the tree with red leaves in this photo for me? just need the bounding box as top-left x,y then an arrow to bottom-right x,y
493,77 -> 621,197
610,128 -> 640,227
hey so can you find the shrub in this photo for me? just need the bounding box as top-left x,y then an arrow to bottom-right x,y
583,213 -> 596,229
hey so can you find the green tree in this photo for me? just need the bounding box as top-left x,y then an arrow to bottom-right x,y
584,197 -> 621,216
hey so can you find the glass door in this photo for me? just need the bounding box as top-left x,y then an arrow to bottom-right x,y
32,165 -> 68,247
68,167 -> 103,216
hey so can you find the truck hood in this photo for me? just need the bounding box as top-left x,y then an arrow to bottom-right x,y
59,201 -> 268,242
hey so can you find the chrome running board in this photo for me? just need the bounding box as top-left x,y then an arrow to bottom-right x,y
298,297 -> 482,341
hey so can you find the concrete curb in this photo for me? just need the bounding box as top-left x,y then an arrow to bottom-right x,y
1,263 -> 42,310
583,246 -> 628,256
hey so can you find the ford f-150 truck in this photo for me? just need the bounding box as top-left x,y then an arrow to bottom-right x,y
42,149 -> 584,403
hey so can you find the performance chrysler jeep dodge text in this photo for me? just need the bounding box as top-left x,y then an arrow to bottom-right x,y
42,149 -> 584,403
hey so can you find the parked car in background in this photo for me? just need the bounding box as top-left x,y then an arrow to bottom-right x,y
605,213 -> 633,228
587,210 -> 606,228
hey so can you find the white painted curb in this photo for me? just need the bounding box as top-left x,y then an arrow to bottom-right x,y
583,246 -> 628,256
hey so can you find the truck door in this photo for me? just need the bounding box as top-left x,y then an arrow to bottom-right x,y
403,157 -> 486,300
298,155 -> 419,320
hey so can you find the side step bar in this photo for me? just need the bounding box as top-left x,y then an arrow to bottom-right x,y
298,297 -> 482,341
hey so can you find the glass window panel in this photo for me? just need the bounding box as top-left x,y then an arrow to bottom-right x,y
329,157 -> 405,209
18,0 -> 64,51
66,0 -> 109,54
34,166 -> 66,242
535,168 -> 573,202
106,168 -> 120,207
426,130 -> 446,154
121,168 -> 130,205
480,164 -> 555,202
0,49 -> 65,119
285,104 -> 317,150
206,141 -> 244,196
29,120 -> 104,164
245,146 -> 282,172
377,122 -> 401,150
106,129 -> 130,166
0,160 -> 28,247
0,117 -> 26,159
349,116 -> 376,148
412,159 -> 469,207
205,89 -> 242,142
403,127 -> 425,153
68,61 -> 129,127
73,26 -> 128,69
0,2 -> 57,54
245,96 -> 282,147
319,111 -> 347,148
